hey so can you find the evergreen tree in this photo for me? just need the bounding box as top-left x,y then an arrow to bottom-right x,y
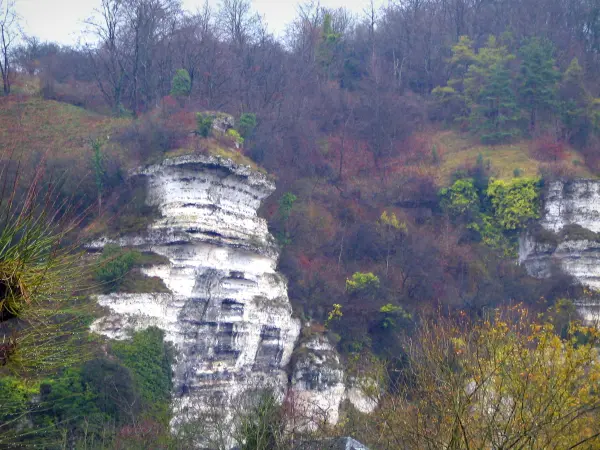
467,38 -> 519,143
518,38 -> 559,131
432,36 -> 475,121
318,13 -> 342,80
170,68 -> 192,98
558,58 -> 592,143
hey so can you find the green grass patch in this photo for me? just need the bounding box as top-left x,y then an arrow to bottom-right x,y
434,131 -> 591,185
120,271 -> 171,294
0,96 -> 130,161
162,137 -> 269,175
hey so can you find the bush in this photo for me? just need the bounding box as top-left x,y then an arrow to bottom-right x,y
36,359 -> 139,439
238,113 -> 257,139
94,245 -> 140,293
346,272 -> 380,295
439,178 -> 480,219
530,135 -> 566,162
170,69 -> 191,98
486,178 -> 541,230
196,113 -> 213,138
227,128 -> 244,147
112,327 -> 174,410
236,390 -> 285,450
117,116 -> 180,162
538,162 -> 577,181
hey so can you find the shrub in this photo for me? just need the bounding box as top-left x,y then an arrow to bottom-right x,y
227,128 -> 244,147
196,113 -> 213,138
236,390 -> 286,450
94,245 -> 140,293
530,135 -> 566,162
117,115 -> 179,162
486,178 -> 541,230
538,162 -> 577,181
170,69 -> 191,98
439,178 -> 480,219
379,303 -> 412,330
346,272 -> 380,295
238,113 -> 257,139
112,327 -> 174,409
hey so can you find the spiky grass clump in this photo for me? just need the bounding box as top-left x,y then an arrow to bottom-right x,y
0,165 -> 94,376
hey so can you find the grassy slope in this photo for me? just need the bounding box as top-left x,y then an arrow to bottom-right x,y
433,130 -> 592,184
0,96 -> 130,162
0,96 -> 591,199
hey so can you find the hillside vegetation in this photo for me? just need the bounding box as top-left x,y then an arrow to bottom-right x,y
1,0 -> 600,447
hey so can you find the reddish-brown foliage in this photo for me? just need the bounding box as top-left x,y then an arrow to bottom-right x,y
530,135 -> 566,162
115,420 -> 166,450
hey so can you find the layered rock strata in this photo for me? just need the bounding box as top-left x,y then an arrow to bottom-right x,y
519,179 -> 600,321
289,335 -> 378,431
91,154 -> 301,436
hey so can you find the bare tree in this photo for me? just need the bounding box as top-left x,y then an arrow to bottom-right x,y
217,0 -> 260,50
86,0 -> 129,112
0,0 -> 18,95
123,0 -> 181,112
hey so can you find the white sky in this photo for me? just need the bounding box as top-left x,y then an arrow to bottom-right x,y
16,0 -> 386,46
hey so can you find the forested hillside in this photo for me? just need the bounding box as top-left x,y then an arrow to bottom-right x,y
1,0 -> 600,448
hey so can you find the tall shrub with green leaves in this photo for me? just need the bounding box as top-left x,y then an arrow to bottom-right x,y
170,68 -> 192,98
112,327 -> 174,419
94,245 -> 139,293
346,272 -> 380,296
196,113 -> 213,138
238,113 -> 257,139
486,178 -> 541,230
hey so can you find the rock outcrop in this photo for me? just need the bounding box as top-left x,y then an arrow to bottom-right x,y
90,152 -> 377,445
289,335 -> 378,431
519,179 -> 600,322
91,154 -> 301,440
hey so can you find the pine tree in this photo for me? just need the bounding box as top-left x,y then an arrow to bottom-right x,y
518,38 -> 560,131
557,58 -> 591,143
170,68 -> 192,98
467,37 -> 519,143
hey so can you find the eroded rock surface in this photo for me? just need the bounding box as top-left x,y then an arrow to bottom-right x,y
519,179 -> 600,321
91,155 -> 301,439
290,335 -> 378,431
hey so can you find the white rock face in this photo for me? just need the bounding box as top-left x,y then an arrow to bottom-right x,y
91,155 -> 301,443
519,179 -> 600,320
289,335 -> 378,431
290,336 -> 347,429
540,180 -> 600,233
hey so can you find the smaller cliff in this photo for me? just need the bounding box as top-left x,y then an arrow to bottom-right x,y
289,335 -> 378,431
519,179 -> 600,322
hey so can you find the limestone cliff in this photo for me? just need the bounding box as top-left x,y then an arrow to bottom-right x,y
289,336 -> 377,431
91,154 -> 300,438
519,179 -> 600,322
90,153 -> 373,445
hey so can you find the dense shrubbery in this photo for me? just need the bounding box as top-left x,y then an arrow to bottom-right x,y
94,245 -> 140,293
440,176 -> 540,255
0,328 -> 174,447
